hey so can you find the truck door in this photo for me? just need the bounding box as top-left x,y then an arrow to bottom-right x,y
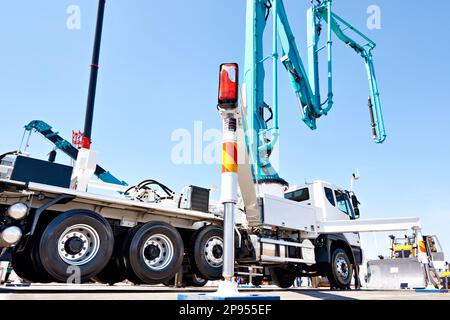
334,190 -> 356,220
334,190 -> 361,248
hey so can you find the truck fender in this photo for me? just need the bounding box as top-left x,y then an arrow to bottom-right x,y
29,194 -> 76,235
314,234 -> 361,274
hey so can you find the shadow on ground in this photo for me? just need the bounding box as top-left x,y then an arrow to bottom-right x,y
286,288 -> 358,300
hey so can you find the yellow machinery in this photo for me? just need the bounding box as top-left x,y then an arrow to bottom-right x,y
366,234 -> 447,290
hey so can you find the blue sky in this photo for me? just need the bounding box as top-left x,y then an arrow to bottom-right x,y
1,1 -> 449,260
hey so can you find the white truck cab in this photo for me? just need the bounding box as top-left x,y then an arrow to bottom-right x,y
285,181 -> 362,249
285,180 -> 360,222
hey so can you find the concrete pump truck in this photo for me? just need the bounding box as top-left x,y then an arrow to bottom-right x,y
0,0 -> 434,290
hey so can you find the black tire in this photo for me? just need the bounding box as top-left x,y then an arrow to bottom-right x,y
122,221 -> 184,285
29,234 -> 54,283
121,225 -> 145,284
11,243 -> 40,283
269,267 -> 296,288
11,237 -> 53,283
37,209 -> 114,283
184,273 -> 208,287
328,248 -> 353,290
92,233 -> 127,285
189,225 -> 224,280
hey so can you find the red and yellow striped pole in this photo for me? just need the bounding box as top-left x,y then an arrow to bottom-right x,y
222,141 -> 238,174
220,118 -> 238,204
218,63 -> 239,285
220,116 -> 239,284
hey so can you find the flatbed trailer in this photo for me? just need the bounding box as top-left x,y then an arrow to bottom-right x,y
0,159 -> 225,287
0,179 -> 221,228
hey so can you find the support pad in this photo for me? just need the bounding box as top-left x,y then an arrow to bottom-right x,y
415,288 -> 448,293
5,283 -> 31,287
177,293 -> 280,301
239,285 -> 258,289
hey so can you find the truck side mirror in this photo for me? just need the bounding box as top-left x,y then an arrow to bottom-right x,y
353,207 -> 360,219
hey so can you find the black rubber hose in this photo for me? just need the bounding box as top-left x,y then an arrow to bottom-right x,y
124,179 -> 174,198
138,181 -> 174,197
0,151 -> 18,161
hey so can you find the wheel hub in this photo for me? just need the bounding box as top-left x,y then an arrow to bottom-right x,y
142,234 -> 174,271
144,244 -> 161,261
57,224 -> 100,266
212,244 -> 223,259
204,236 -> 223,267
336,257 -> 349,279
64,236 -> 84,255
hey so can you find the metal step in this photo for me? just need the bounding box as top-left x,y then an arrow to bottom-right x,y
260,237 -> 314,249
261,255 -> 315,265
236,272 -> 264,277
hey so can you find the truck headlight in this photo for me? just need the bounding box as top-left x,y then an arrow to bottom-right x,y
7,202 -> 28,220
0,226 -> 22,245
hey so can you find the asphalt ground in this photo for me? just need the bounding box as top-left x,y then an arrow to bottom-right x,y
0,284 -> 448,300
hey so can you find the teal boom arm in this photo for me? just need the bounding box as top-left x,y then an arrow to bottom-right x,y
275,0 -> 320,130
23,120 -> 127,186
310,0 -> 386,143
243,0 -> 386,185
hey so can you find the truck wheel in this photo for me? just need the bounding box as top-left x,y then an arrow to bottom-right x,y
11,243 -> 43,283
12,236 -> 53,283
121,226 -> 144,284
189,225 -> 223,280
328,248 -> 353,289
123,221 -> 184,284
37,209 -> 114,283
269,267 -> 296,288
